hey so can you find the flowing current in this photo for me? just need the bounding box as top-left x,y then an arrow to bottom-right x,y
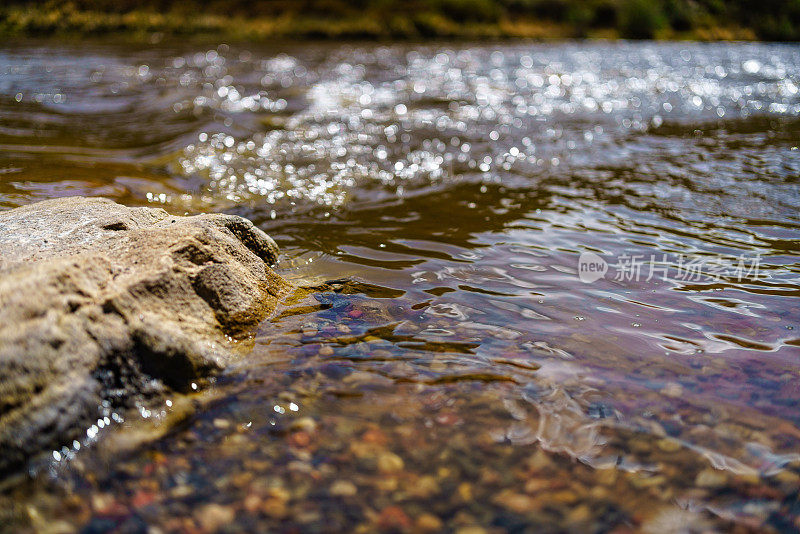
1,40 -> 800,531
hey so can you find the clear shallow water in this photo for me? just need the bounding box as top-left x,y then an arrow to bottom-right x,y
1,40 -> 800,532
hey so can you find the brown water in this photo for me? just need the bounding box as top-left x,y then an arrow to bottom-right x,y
1,40 -> 800,532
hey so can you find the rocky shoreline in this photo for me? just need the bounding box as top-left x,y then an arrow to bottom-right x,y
0,197 -> 290,477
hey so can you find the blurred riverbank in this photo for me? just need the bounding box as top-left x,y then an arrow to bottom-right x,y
1,0 -> 796,42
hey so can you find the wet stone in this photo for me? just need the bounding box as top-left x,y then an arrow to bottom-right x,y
695,468 -> 728,489
196,503 -> 235,531
329,480 -> 358,497
0,197 -> 288,476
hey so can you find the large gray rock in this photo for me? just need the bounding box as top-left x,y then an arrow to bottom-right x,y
0,197 -> 290,476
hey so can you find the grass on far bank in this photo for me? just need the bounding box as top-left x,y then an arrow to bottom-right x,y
0,2 -> 771,43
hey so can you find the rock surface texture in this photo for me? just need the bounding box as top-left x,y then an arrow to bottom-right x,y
0,197 -> 289,476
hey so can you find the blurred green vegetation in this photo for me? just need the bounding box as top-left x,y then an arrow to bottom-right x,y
1,0 -> 797,40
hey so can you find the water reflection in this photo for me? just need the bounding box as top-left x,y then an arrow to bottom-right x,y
1,40 -> 800,531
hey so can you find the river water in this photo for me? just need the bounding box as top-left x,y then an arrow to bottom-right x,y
1,40 -> 800,532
